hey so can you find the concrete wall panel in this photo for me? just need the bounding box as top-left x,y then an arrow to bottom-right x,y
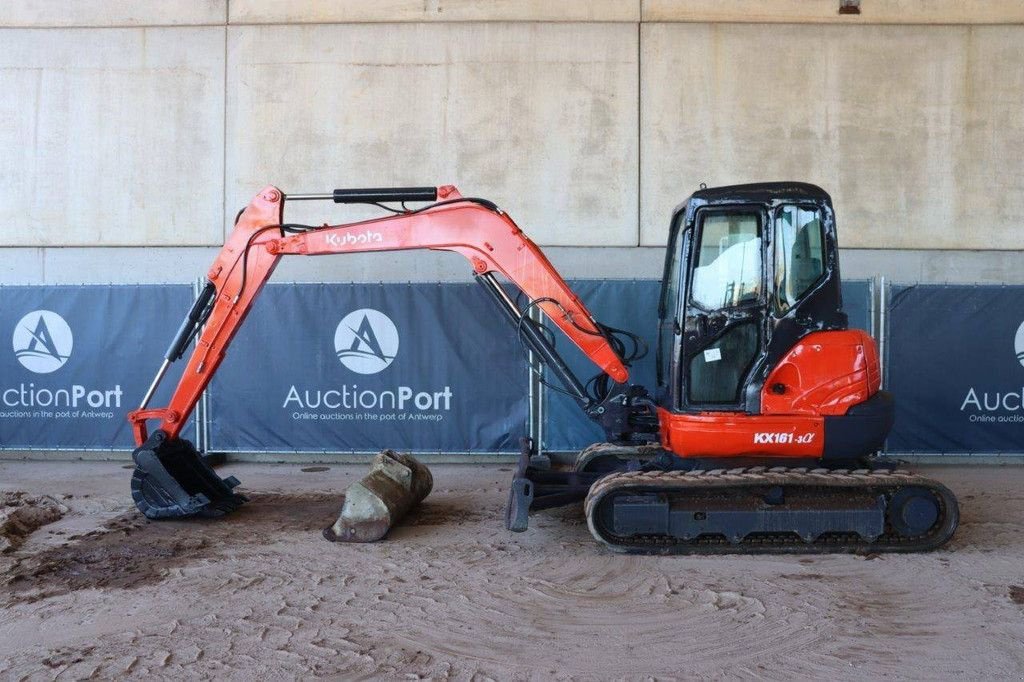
226,23 -> 639,247
229,0 -> 639,24
7,245 -> 1024,286
0,249 -> 44,283
643,0 -> 1024,24
0,28 -> 226,247
0,1 -> 225,27
640,23 -> 1024,249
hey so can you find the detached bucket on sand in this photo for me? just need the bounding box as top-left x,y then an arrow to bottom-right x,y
324,451 -> 433,543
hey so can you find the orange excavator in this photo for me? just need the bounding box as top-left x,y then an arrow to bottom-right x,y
128,183 -> 958,554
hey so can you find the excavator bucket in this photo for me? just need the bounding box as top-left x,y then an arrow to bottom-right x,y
130,431 -> 247,519
323,450 -> 432,542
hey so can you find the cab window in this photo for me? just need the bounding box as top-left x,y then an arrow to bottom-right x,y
691,212 -> 762,311
774,206 -> 825,314
659,219 -> 683,320
657,220 -> 684,389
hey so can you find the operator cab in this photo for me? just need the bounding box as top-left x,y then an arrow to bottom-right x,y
656,182 -> 846,415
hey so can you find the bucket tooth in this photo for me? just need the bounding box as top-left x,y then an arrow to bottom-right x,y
324,450 -> 432,543
130,430 -> 247,519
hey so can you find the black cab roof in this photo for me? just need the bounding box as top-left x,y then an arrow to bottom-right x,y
690,182 -> 830,204
674,182 -> 833,220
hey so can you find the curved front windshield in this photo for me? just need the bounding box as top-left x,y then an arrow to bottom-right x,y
691,212 -> 762,310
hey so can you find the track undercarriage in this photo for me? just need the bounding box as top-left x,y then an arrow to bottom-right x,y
507,440 -> 959,554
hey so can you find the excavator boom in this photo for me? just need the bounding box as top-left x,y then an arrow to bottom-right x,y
127,185 -> 636,519
130,185 -> 628,444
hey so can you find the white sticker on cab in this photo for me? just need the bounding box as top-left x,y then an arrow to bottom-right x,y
703,347 -> 722,362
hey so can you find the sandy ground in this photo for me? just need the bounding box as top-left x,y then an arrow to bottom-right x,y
0,460 -> 1022,681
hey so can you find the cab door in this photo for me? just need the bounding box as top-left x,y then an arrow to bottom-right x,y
680,208 -> 766,411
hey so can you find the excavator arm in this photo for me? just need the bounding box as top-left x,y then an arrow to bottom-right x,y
129,184 -> 631,447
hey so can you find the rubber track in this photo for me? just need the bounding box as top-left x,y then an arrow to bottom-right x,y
584,466 -> 959,555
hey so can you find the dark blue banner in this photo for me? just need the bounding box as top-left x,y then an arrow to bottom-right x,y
541,279 -> 875,452
0,285 -> 194,449
207,282 -> 528,452
843,279 -> 873,336
886,284 -> 1024,453
541,280 -> 659,451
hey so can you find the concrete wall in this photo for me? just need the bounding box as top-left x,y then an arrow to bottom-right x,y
225,22 -> 638,246
0,28 -> 225,247
1,2 -> 1023,284
641,23 -> 1024,250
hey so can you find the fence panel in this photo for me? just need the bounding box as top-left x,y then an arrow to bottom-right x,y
843,279 -> 873,336
886,284 -> 1024,454
0,284 -> 194,449
207,282 -> 528,453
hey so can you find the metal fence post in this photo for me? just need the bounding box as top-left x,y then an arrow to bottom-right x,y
878,276 -> 888,388
528,305 -> 544,451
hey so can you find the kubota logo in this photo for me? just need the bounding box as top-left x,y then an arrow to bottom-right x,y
12,310 -> 73,374
333,309 -> 398,375
324,231 -> 384,248
1015,321 -> 1024,368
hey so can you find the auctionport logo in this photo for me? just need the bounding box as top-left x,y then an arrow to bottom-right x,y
283,308 -> 452,418
12,310 -> 72,374
960,319 -> 1024,420
334,309 -> 398,375
1015,321 -> 1024,368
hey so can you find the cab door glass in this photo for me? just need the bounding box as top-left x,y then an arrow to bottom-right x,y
691,213 -> 762,310
688,321 -> 758,404
685,210 -> 762,407
774,206 -> 826,314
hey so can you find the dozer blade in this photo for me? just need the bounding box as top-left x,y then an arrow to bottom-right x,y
324,450 -> 432,543
130,430 -> 246,519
